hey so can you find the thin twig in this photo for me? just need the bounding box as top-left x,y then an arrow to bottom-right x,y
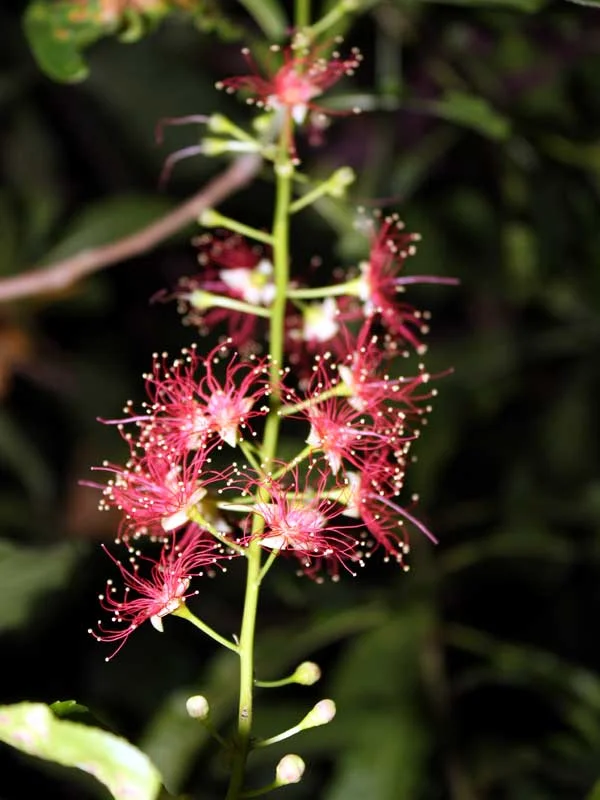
0,154 -> 262,303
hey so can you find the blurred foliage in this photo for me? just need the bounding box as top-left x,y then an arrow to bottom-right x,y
2,0 -> 600,798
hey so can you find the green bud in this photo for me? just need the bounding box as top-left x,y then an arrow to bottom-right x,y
293,661 -> 321,686
198,209 -> 221,228
329,167 -> 356,197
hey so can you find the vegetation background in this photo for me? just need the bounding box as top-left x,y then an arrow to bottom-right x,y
1,0 -> 600,797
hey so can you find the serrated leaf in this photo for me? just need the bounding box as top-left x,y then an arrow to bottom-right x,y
0,539 -> 80,632
422,90 -> 511,140
0,703 -> 162,800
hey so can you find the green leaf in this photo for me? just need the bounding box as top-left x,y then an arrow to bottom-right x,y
325,606 -> 432,800
23,0 -> 174,83
41,195 -> 175,264
0,408 -> 53,501
0,539 -> 81,632
23,1 -> 109,83
0,703 -> 162,800
420,90 -> 511,140
587,778 -> 600,799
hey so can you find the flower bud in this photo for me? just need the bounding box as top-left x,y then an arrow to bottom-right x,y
302,699 -> 336,729
199,209 -> 222,228
207,114 -> 233,134
328,167 -> 356,198
275,754 -> 305,786
186,695 -> 210,720
293,661 -> 321,686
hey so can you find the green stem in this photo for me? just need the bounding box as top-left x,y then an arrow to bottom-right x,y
225,121 -> 294,800
239,439 -> 264,473
237,0 -> 287,39
258,548 -> 279,584
225,539 -> 262,800
189,290 -> 272,319
271,444 -> 315,478
305,0 -> 359,39
200,209 -> 275,246
172,604 -> 240,654
239,782 -> 279,799
279,383 -> 351,416
187,507 -> 246,556
286,277 -> 362,300
268,168 -> 293,404
295,0 -> 311,29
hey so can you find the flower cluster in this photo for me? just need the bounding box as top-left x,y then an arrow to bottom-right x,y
89,36 -> 455,660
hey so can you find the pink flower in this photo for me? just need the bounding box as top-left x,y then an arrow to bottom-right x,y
335,323 -> 439,429
284,354 -> 391,475
218,43 -> 361,129
341,454 -> 437,566
92,444 -> 226,539
168,233 -> 273,347
89,526 -> 223,659
244,468 -> 362,580
140,342 -> 270,452
349,216 -> 458,352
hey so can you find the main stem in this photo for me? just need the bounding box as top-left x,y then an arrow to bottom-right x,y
225,122 -> 293,800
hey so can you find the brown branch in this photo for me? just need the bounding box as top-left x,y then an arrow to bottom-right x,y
0,154 -> 262,303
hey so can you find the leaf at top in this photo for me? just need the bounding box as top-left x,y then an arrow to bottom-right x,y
23,0 -> 170,83
24,0 -> 111,83
421,90 -> 511,140
0,703 -> 162,800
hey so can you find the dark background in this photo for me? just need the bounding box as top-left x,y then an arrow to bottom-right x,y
1,0 -> 600,797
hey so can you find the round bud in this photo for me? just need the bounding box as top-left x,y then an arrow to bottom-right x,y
294,661 -> 321,686
275,754 -> 305,786
186,695 -> 210,720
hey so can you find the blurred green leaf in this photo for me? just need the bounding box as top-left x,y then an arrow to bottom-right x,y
0,409 -> 53,502
420,90 -> 511,140
41,195 -> 174,265
587,778 -> 600,800
23,0 -> 177,83
325,605 -> 432,800
0,703 -> 162,800
0,539 -> 80,632
24,0 -> 107,83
